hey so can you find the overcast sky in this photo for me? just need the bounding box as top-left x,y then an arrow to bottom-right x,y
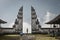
0,0 -> 60,33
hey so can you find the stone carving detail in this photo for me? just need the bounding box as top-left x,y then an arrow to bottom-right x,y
14,6 -> 23,33
31,6 -> 41,33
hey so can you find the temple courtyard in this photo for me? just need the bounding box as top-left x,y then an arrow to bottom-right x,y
0,34 -> 60,40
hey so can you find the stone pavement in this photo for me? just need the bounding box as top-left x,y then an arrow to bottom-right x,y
20,35 -> 35,40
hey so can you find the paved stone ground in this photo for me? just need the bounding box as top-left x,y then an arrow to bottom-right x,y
20,35 -> 35,40
0,34 -> 59,40
20,34 -> 59,40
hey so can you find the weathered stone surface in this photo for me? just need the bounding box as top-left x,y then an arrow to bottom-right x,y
14,6 -> 23,33
31,6 -> 41,33
22,35 -> 35,40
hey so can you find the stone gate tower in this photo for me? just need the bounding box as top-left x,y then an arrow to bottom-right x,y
31,6 -> 41,33
13,6 -> 41,33
14,6 -> 23,33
